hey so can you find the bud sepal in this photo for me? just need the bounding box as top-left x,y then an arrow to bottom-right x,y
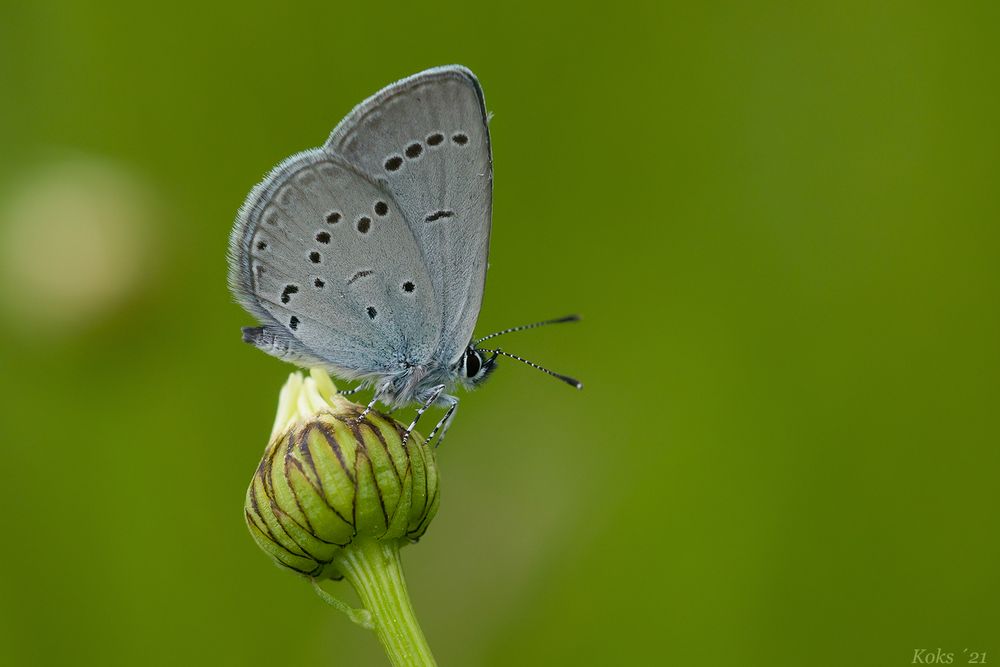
245,370 -> 439,580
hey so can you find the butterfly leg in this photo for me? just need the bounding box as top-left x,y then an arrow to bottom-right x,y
426,396 -> 459,449
402,384 -> 445,445
352,392 -> 382,424
338,386 -> 364,397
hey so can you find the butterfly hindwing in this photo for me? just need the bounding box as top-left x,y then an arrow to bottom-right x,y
228,149 -> 440,378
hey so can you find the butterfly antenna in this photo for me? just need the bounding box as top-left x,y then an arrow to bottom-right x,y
475,314 -> 580,345
480,348 -> 583,389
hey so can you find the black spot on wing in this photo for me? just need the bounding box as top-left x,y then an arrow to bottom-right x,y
347,270 -> 374,285
281,285 -> 299,304
424,210 -> 454,222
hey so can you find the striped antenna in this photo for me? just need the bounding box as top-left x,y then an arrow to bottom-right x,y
479,348 -> 583,389
475,314 -> 580,345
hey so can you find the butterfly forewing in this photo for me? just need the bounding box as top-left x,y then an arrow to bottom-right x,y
229,149 -> 440,377
325,65 -> 492,367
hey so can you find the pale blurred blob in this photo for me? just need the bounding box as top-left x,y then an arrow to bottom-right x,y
0,157 -> 161,335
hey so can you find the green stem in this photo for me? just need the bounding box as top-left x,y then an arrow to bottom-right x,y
333,538 -> 437,667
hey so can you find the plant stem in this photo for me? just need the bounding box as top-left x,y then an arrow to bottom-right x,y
333,538 -> 437,667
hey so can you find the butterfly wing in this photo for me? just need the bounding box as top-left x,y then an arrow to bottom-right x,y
228,149 -> 441,381
325,65 -> 492,368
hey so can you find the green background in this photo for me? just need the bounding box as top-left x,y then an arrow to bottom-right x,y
1,1 -> 997,665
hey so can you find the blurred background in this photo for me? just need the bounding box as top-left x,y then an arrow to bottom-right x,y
1,1 -> 997,665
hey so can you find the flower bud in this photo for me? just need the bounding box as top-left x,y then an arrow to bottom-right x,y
245,369 -> 440,580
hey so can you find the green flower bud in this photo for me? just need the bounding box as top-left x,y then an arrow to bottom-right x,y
245,369 -> 440,580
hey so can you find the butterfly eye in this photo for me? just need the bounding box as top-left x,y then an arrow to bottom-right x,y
465,350 -> 482,378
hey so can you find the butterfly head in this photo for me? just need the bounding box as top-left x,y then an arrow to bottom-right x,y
452,315 -> 585,392
456,345 -> 499,388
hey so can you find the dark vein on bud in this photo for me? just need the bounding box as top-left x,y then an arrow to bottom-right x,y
285,458 -> 349,545
246,509 -> 317,566
267,503 -> 313,558
368,417 -> 404,487
318,422 -> 355,485
283,449 -> 319,536
412,486 -> 440,537
350,421 -> 391,530
249,481 -> 282,545
296,428 -> 354,529
246,495 -> 271,540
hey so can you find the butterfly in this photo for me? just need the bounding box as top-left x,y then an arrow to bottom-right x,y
228,65 -> 580,446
